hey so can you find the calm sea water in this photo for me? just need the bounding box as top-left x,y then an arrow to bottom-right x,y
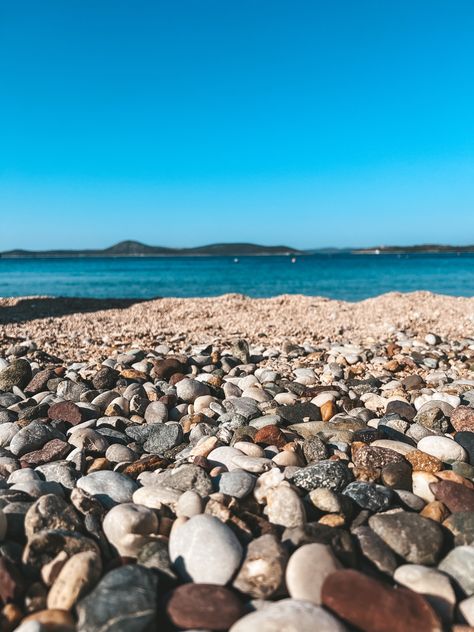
0,254 -> 473,302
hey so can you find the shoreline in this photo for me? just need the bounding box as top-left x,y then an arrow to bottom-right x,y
1,291 -> 473,361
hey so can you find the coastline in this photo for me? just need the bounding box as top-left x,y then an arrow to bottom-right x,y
1,291 -> 473,361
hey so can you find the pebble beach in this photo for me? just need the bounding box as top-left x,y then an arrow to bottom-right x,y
1,292 -> 474,631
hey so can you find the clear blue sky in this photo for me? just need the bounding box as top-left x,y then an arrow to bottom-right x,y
1,0 -> 474,250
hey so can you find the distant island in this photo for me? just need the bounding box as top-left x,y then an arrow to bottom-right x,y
0,240 -> 301,258
1,240 -> 474,258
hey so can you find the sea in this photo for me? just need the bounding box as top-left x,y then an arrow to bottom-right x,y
1,254 -> 474,302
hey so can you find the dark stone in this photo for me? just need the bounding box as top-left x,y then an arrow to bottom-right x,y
368,512 -> 444,565
381,460 -> 412,490
430,480 -> 474,513
76,565 -> 159,632
0,556 -> 26,603
92,367 -> 120,390
352,526 -> 398,576
291,460 -> 353,492
342,482 -> 393,512
455,432 -> 474,464
121,455 -> 170,479
443,512 -> 474,545
137,539 -> 177,585
322,569 -> 441,632
278,402 -> 321,424
152,358 -> 187,381
352,428 -> 385,443
143,424 -> 183,454
0,360 -> 32,392
23,530 -> 99,577
385,400 -> 416,421
166,584 -> 244,631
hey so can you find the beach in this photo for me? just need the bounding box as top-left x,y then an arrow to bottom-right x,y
1,291 -> 474,630
2,291 -> 474,361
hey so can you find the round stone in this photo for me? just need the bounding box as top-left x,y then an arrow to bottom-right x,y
102,503 -> 158,557
176,378 -> 210,403
286,543 -> 341,605
229,599 -> 347,632
219,470 -> 256,499
417,436 -> 467,463
166,583 -> 244,630
169,514 -> 243,584
176,490 -> 203,518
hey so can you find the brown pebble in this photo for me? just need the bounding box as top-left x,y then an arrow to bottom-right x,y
22,608 -> 75,630
318,514 -> 345,527
405,449 -> 443,473
0,603 -> 22,632
254,425 -> 287,448
166,583 -> 244,630
48,401 -> 82,425
420,501 -> 450,523
451,406 -> 474,432
435,470 -> 474,489
86,458 -> 110,473
322,569 -> 441,632
430,480 -> 474,513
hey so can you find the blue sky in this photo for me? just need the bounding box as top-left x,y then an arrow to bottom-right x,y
1,0 -> 473,250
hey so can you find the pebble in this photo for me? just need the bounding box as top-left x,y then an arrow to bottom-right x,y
76,565 -> 159,632
438,546 -> 474,595
102,503 -> 158,557
266,485 -> 306,528
77,471 -> 138,508
47,551 -> 102,610
417,435 -> 467,463
290,460 -> 353,492
169,514 -> 243,584
322,569 -> 442,632
286,543 -> 340,604
219,470 -> 256,498
166,583 -> 244,630
368,511 -> 444,565
230,599 -> 347,632
394,564 -> 456,623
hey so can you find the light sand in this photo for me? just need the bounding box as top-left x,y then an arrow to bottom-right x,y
1,292 -> 473,361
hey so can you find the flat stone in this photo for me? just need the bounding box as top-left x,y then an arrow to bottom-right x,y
77,471 -> 138,508
394,564 -> 456,623
302,437 -> 328,463
233,534 -> 287,599
290,460 -> 353,492
278,402 -> 322,424
368,512 -> 444,565
417,436 -> 467,463
286,543 -> 340,605
47,551 -> 102,610
352,526 -> 398,576
166,583 -> 244,630
208,446 -> 244,471
76,565 -> 159,632
229,599 -> 347,632
20,439 -> 70,467
169,514 -> 243,584
155,463 -> 212,497
438,545 -> 474,595
430,480 -> 474,512
321,569 -> 441,632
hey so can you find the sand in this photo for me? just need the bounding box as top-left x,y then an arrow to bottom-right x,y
1,292 -> 473,361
